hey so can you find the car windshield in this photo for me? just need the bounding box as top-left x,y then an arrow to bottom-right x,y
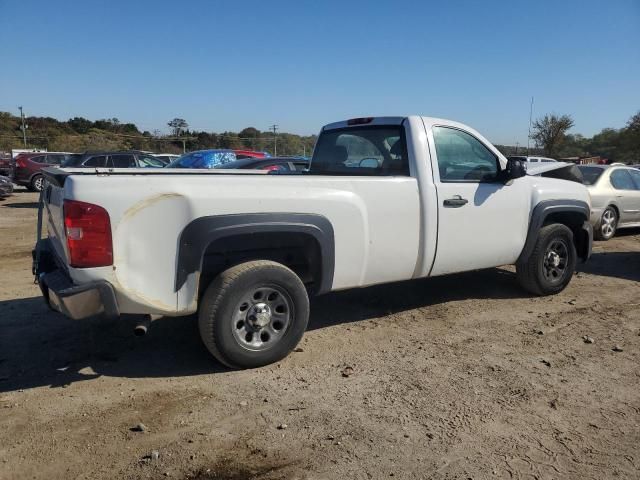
577,166 -> 605,185
167,151 -> 237,169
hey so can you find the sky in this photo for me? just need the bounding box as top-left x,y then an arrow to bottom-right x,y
0,0 -> 638,145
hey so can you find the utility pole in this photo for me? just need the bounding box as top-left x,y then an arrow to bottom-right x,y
526,96 -> 534,155
19,106 -> 27,147
270,124 -> 278,156
515,141 -> 519,154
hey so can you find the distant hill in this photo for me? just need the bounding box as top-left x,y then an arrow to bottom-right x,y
0,112 -> 317,157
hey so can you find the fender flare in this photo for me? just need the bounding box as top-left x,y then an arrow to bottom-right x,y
517,199 -> 591,264
175,213 -> 335,294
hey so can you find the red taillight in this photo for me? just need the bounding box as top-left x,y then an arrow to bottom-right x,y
15,157 -> 27,168
261,165 -> 282,171
63,200 -> 113,268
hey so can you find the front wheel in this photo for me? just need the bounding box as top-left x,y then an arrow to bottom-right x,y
594,206 -> 617,241
198,260 -> 309,369
516,223 -> 577,296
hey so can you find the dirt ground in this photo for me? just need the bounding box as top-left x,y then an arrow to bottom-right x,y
0,189 -> 639,480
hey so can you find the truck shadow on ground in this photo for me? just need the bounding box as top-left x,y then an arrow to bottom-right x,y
577,250 -> 640,283
0,267 -> 526,393
1,248 -> 637,393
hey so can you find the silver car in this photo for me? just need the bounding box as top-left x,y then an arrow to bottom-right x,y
578,165 -> 640,240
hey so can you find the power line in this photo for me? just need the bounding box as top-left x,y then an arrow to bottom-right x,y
19,106 -> 27,147
527,96 -> 534,155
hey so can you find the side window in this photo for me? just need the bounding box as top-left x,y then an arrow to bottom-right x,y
46,154 -> 65,165
83,155 -> 107,167
137,154 -> 164,167
610,170 -> 635,190
628,169 -> 640,190
32,155 -> 46,164
432,126 -> 498,182
110,154 -> 135,168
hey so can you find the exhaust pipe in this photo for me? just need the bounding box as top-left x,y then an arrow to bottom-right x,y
133,316 -> 152,336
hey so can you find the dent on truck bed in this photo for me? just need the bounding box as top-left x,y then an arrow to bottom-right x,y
113,192 -> 193,314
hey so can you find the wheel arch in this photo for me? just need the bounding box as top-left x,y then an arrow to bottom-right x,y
517,200 -> 592,264
176,213 -> 335,299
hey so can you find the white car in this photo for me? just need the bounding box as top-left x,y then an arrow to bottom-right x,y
35,116 -> 592,368
508,155 -> 558,164
577,164 -> 640,240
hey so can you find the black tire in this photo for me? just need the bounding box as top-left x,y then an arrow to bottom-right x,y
30,174 -> 44,192
593,206 -> 617,241
198,260 -> 309,369
516,223 -> 577,296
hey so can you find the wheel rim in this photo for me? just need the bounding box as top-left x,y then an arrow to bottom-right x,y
542,239 -> 569,284
34,176 -> 44,191
231,285 -> 292,351
601,209 -> 616,238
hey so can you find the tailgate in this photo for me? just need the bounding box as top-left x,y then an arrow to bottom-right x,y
40,176 -> 69,267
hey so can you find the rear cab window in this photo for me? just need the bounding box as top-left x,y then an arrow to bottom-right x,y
311,126 -> 409,176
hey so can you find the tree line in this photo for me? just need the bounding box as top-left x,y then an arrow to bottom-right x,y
0,111 -> 638,162
0,113 -> 317,157
496,110 -> 639,162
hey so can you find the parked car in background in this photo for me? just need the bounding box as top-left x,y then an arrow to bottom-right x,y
0,153 -> 12,176
507,155 -> 558,164
233,149 -> 271,159
577,164 -> 640,240
62,151 -> 165,169
153,153 -> 180,165
166,149 -> 237,169
217,156 -> 309,172
13,152 -> 77,191
0,175 -> 13,197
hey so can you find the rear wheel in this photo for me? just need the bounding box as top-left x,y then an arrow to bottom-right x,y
198,260 -> 309,369
594,206 -> 617,241
516,223 -> 577,296
30,174 -> 44,192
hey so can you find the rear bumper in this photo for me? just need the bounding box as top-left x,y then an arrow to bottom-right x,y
35,239 -> 119,320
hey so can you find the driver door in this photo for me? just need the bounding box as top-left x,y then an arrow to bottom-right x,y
428,125 -> 529,276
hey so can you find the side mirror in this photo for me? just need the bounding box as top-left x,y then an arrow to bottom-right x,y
505,158 -> 527,180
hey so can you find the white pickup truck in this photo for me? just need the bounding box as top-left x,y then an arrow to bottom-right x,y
35,116 -> 592,368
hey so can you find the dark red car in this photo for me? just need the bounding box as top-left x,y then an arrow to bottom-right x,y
0,154 -> 11,176
233,149 -> 270,159
13,152 -> 79,191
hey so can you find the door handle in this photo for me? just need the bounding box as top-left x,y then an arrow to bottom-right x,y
443,196 -> 468,207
